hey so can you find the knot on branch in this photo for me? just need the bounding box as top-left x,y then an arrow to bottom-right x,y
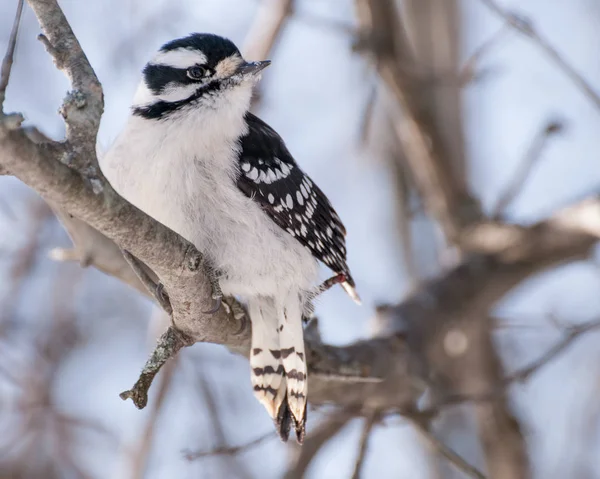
59,89 -> 87,119
185,246 -> 203,272
0,112 -> 23,131
88,176 -> 103,194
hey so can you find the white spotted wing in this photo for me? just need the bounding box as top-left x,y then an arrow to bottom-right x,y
236,113 -> 354,285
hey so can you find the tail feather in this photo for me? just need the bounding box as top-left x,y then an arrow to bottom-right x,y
248,294 -> 308,444
275,396 -> 292,441
277,292 -> 308,443
249,299 -> 287,428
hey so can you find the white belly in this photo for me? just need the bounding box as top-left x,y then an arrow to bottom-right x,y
101,117 -> 319,299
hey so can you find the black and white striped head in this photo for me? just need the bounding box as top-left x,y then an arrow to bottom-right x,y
132,33 -> 270,120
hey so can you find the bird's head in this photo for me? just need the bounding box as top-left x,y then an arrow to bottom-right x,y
132,33 -> 270,120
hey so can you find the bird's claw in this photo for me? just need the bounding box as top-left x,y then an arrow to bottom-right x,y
203,295 -> 222,315
202,262 -> 223,315
155,282 -> 173,314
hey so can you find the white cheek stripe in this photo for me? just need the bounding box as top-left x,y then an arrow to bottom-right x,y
132,81 -> 199,107
159,82 -> 200,102
132,82 -> 154,107
152,48 -> 207,69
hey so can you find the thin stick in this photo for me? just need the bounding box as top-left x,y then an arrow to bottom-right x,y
492,119 -> 563,218
243,0 -> 294,106
459,24 -> 509,85
284,412 -> 351,479
0,0 -> 25,110
129,355 -> 178,479
506,318 -> 600,383
119,326 -> 193,409
478,0 -> 600,110
350,412 -> 377,479
411,419 -> 487,479
415,318 -> 600,419
184,431 -> 275,460
122,250 -> 172,315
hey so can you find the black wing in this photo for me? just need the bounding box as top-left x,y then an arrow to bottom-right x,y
236,112 -> 355,287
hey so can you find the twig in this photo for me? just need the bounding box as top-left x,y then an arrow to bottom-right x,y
492,119 -> 564,218
0,200 -> 51,330
243,0 -> 294,106
459,24 -> 509,86
0,0 -> 24,111
122,250 -> 172,315
389,151 -> 421,291
185,362 -> 253,478
184,431 -> 275,460
359,81 -> 377,144
129,353 -> 178,479
415,317 -> 600,420
26,0 -> 104,173
506,318 -> 600,383
350,412 -> 377,479
477,0 -> 600,110
119,326 -> 193,409
284,411 -> 351,479
355,0 -> 481,246
243,0 -> 294,59
411,419 -> 487,479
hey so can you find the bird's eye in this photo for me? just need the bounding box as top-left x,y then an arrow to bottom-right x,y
187,65 -> 206,80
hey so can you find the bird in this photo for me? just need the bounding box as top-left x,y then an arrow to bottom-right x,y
100,33 -> 359,443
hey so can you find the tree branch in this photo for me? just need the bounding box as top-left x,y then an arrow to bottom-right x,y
477,0 -> 600,111
119,327 -> 192,409
284,411 -> 351,479
350,412 -> 377,479
492,119 -> 564,219
27,0 -> 103,172
411,418 -> 487,479
184,431 -> 275,460
355,0 -> 482,246
0,0 -> 24,111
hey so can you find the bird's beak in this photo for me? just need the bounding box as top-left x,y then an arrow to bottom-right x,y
236,60 -> 271,76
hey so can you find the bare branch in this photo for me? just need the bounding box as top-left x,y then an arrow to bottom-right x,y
184,431 -> 275,460
119,327 -> 193,409
350,412 -> 377,479
477,0 -> 600,110
417,316 -> 600,419
459,24 -> 509,85
355,0 -> 481,247
129,351 -> 178,479
243,0 -> 293,60
359,81 -> 377,144
411,419 -> 487,479
122,250 -> 172,315
26,0 -> 103,172
49,209 -> 148,295
243,0 -> 294,106
284,411 -> 351,479
0,0 -> 24,111
492,119 -> 565,218
507,318 -> 600,383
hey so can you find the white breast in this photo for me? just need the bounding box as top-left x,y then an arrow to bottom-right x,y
100,89 -> 318,299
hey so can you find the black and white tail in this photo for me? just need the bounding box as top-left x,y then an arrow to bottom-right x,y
249,294 -> 307,443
